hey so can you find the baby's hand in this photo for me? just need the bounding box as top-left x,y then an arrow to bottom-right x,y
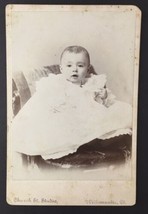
94,88 -> 107,100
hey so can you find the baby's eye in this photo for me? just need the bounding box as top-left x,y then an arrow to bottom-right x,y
67,64 -> 72,67
78,64 -> 84,67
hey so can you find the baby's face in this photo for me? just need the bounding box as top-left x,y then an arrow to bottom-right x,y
60,52 -> 89,84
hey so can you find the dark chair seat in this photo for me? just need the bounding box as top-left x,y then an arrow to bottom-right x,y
22,134 -> 132,170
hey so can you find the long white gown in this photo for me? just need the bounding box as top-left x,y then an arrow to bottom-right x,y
12,74 -> 132,159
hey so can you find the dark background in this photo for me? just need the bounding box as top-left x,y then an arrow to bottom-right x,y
0,0 -> 147,213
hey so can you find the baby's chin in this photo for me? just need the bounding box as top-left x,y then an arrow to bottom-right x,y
67,76 -> 81,84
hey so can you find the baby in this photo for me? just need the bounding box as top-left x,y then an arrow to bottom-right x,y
12,45 -> 132,164
59,45 -> 115,107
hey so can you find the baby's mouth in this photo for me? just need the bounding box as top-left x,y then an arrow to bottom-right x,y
71,74 -> 78,78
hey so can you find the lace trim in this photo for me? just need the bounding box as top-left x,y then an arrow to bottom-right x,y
99,128 -> 132,140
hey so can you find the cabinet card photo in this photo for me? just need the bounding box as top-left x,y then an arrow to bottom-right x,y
6,4 -> 141,205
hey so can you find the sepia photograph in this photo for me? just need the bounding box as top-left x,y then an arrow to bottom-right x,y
6,4 -> 141,205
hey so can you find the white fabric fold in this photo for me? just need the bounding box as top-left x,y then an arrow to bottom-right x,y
12,74 -> 132,159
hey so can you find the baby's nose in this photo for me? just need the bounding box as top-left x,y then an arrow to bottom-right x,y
72,66 -> 78,72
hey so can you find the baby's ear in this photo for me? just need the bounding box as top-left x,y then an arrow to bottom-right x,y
87,65 -> 92,74
86,65 -> 89,73
88,64 -> 91,70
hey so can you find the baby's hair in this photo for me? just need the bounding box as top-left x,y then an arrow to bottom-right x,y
60,46 -> 90,65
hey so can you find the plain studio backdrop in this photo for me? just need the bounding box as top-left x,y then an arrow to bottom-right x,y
11,8 -> 136,104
